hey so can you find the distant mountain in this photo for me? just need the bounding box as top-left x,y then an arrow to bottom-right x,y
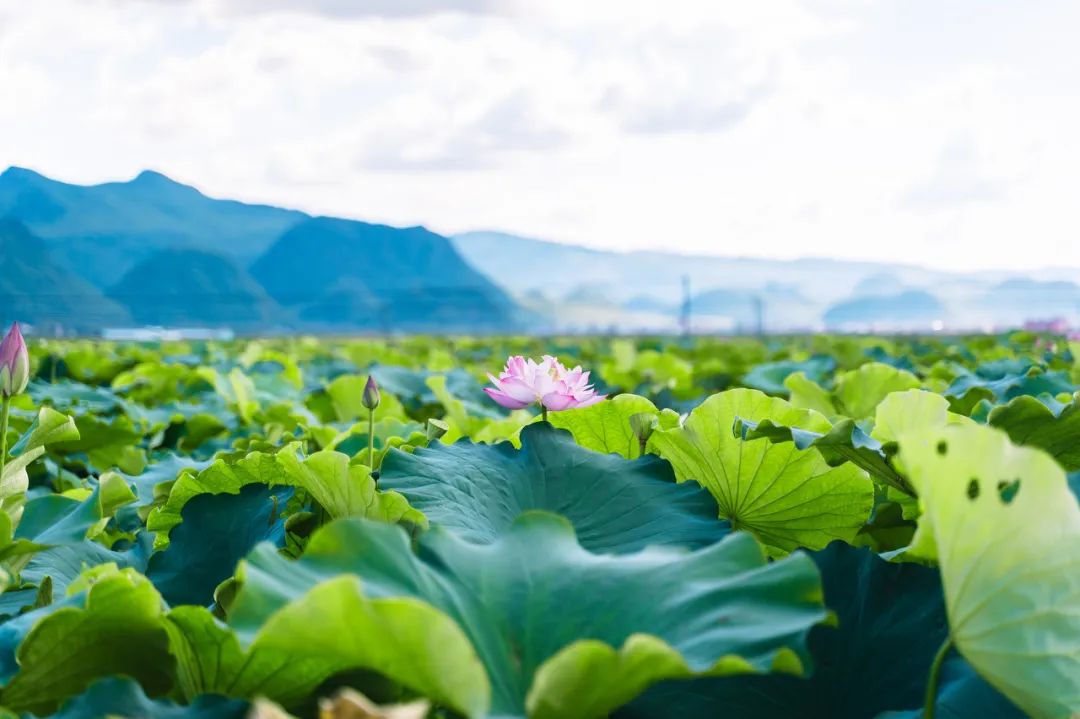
453,230 -> 1080,332
0,167 -> 305,286
250,217 -> 521,332
0,219 -> 129,331
107,249 -> 276,328
0,168 -> 523,334
824,290 -> 945,330
453,231 -> 962,306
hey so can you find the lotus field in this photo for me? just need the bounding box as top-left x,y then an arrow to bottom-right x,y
0,327 -> 1078,719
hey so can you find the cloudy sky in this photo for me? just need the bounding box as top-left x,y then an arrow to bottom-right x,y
1,0 -> 1078,270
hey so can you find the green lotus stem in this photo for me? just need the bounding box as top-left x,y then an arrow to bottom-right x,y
368,408 -> 375,473
542,406 -> 548,423
0,396 -> 8,478
923,636 -> 953,719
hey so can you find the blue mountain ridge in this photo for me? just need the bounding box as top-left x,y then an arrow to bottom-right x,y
0,167 -> 522,333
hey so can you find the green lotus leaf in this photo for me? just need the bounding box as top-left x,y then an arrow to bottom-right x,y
946,364 -> 1073,406
987,394 -> 1080,471
23,534 -> 153,598
146,483 -> 292,607
5,473 -> 136,559
833,363 -> 921,420
0,566 -> 174,715
742,356 -> 836,397
147,448 -> 290,549
165,601 -> 440,709
276,447 -> 424,525
324,374 -> 406,422
898,424 -> 1080,718
50,677 -> 248,719
230,511 -> 828,718
426,375 -> 527,444
546,394 -> 662,458
1,407 -> 80,503
617,542 -> 1021,719
380,423 -> 727,553
783,371 -> 839,416
651,389 -> 873,555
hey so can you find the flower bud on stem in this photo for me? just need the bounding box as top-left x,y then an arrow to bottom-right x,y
362,375 -> 380,474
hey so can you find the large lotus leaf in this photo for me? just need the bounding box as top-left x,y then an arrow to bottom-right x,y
741,390 -> 967,499
4,473 -> 136,559
879,655 -> 1026,719
165,603 -> 421,708
50,677 -> 248,719
898,424 -> 1080,717
23,533 -> 153,597
146,449 -> 289,549
987,394 -> 1080,471
380,424 -> 727,553
651,389 -> 873,555
121,454 -> 213,508
784,371 -> 838,416
147,483 -> 294,607
0,566 -> 174,715
742,417 -> 910,495
231,512 -> 828,719
833,363 -> 921,420
27,380 -> 125,415
742,356 -> 836,396
0,589 -> 36,621
50,413 -> 145,471
546,394 -> 679,459
617,542 -> 1021,719
276,447 -> 424,524
546,394 -> 659,458
946,365 -> 1074,406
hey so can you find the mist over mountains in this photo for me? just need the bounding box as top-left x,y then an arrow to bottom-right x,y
0,167 -> 1077,336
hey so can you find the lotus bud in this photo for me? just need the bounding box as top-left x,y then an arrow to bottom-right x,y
629,412 -> 658,452
361,375 -> 380,411
0,323 -> 29,398
426,418 -> 449,442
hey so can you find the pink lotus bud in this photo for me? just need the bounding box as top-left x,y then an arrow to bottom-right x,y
361,375 -> 380,411
484,355 -> 605,412
0,322 -> 29,398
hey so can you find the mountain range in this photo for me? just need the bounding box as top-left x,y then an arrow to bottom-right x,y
452,231 -> 1080,333
0,167 -> 519,334
1,166 -> 1077,335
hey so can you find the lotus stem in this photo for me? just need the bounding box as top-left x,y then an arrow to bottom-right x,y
923,636 -> 953,719
542,406 -> 548,423
0,396 -> 8,478
368,408 -> 375,474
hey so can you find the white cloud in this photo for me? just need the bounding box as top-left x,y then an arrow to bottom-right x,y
1,0 -> 1079,270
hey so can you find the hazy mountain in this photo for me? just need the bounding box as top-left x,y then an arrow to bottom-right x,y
453,230 -> 1080,332
251,217 -> 521,332
824,290 -> 945,330
0,219 -> 129,331
108,249 -> 276,328
452,231 -> 964,306
0,167 -> 305,286
0,168 -> 523,334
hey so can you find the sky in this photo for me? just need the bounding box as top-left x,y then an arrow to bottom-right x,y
1,0 -> 1078,271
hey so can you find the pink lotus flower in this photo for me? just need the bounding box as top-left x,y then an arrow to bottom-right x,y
485,355 -> 605,412
0,322 -> 29,398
